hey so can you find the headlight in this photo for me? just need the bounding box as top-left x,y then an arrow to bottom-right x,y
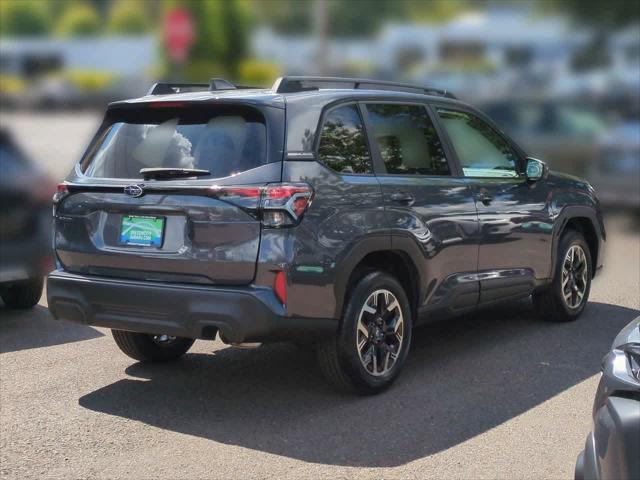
621,343 -> 640,381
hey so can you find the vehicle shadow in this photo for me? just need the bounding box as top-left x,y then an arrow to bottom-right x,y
78,301 -> 637,467
0,303 -> 103,353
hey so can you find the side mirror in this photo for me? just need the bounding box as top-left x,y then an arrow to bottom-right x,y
525,157 -> 547,182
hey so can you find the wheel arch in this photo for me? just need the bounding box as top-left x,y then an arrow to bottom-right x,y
553,206 -> 604,279
333,241 -> 423,321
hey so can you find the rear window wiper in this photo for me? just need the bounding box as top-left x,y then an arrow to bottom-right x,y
140,167 -> 211,180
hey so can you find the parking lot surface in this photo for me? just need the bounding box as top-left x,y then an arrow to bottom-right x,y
1,113 -> 639,479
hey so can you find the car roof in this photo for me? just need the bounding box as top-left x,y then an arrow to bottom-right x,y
109,78 -> 469,111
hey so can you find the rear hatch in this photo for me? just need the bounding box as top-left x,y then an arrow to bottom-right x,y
54,102 -> 284,285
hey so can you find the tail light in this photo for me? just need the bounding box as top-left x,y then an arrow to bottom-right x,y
53,183 -> 69,202
52,183 -> 70,215
261,184 -> 313,227
209,183 -> 313,228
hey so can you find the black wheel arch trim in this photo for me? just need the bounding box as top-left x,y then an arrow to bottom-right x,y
551,205 -> 605,280
332,233 -> 428,318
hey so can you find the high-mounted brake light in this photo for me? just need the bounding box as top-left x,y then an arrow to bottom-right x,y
148,101 -> 186,108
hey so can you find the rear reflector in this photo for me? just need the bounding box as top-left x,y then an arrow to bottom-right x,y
274,270 -> 287,305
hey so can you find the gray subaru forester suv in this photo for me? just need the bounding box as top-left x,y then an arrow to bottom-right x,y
47,76 -> 605,394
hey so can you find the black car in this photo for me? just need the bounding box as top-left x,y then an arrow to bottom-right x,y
46,77 -> 606,394
0,129 -> 54,309
575,317 -> 640,480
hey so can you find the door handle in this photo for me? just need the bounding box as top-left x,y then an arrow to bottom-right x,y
477,190 -> 494,205
390,191 -> 415,205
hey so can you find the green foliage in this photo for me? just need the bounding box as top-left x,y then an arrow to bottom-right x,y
56,2 -> 101,37
549,0 -> 640,28
253,0 -> 417,37
63,70 -> 117,91
0,0 -> 51,37
219,0 -> 250,77
238,60 -> 281,86
183,60 -> 226,82
0,74 -> 27,94
405,0 -> 467,24
252,0 -> 313,35
108,0 -> 151,34
325,0 -> 405,37
162,0 -> 251,79
318,116 -> 370,174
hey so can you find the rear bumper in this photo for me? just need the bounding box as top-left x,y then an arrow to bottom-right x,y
47,270 -> 337,343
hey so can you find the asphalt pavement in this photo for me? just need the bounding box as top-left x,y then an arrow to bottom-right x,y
1,113 -> 639,479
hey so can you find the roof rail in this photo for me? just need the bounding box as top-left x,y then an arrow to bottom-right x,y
147,82 -> 209,95
147,78 -> 239,96
272,76 -> 456,99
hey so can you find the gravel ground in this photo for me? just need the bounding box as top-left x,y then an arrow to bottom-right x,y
1,113 -> 639,479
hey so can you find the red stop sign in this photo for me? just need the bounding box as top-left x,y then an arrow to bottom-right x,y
163,7 -> 194,63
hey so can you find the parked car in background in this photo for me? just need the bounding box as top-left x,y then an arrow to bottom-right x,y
575,317 -> 640,480
588,121 -> 640,213
47,77 -> 605,394
0,129 -> 54,309
480,98 -> 608,178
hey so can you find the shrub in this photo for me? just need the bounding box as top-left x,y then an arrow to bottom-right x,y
56,3 -> 101,37
237,60 -> 281,87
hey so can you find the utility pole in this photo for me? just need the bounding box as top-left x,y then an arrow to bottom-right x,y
313,0 -> 328,75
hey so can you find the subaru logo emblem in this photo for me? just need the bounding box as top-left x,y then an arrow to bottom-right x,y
124,184 -> 144,197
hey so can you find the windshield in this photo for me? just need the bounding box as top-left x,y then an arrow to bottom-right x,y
81,106 -> 267,179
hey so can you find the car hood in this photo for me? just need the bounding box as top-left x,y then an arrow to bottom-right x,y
548,170 -> 594,192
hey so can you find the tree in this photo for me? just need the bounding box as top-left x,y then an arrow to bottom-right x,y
253,0 -> 406,37
108,0 -> 151,35
220,0 -> 250,76
56,3 -> 101,37
550,0 -> 640,29
162,0 -> 251,80
0,0 -> 51,37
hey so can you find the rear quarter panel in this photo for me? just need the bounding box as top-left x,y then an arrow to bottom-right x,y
257,160 -> 388,319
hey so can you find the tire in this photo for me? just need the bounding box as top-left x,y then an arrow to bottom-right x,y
533,229 -> 592,322
0,278 -> 44,309
111,330 -> 195,363
316,271 -> 412,395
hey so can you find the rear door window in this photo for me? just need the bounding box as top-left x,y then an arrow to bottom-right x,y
365,103 -> 450,175
81,106 -> 267,179
317,104 -> 372,174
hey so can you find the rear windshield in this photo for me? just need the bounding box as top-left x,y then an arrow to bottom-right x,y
81,106 -> 267,179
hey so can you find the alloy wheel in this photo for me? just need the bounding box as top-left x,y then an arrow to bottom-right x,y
356,289 -> 404,376
561,245 -> 589,309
